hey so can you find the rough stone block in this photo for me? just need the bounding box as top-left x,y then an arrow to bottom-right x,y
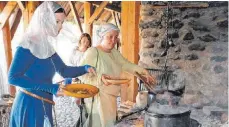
221,113 -> 228,123
203,106 -> 227,117
183,13 -> 200,19
217,19 -> 228,27
213,65 -> 225,74
188,43 -> 205,51
170,19 -> 184,29
185,53 -> 199,60
210,56 -> 227,62
183,31 -> 194,40
199,34 -> 217,42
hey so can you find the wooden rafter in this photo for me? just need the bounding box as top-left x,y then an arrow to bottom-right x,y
105,12 -> 112,22
0,1 -> 18,29
11,8 -> 22,40
111,11 -> 117,26
88,1 -> 121,13
98,11 -> 108,22
115,12 -> 121,29
0,2 -> 6,12
69,1 -> 83,33
141,3 -> 209,9
78,4 -> 84,16
17,1 -> 25,11
87,1 -> 109,25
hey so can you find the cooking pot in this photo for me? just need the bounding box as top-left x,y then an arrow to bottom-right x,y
144,104 -> 191,127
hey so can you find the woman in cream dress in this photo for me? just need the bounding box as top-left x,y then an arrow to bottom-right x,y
79,23 -> 156,127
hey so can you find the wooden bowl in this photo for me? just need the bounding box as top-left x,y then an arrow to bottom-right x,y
106,79 -> 131,85
63,84 -> 99,98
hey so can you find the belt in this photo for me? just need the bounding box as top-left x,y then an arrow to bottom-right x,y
21,89 -> 55,105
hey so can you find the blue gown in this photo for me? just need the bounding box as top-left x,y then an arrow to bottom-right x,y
8,47 -> 88,127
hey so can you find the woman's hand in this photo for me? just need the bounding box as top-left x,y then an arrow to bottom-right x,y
56,84 -> 65,96
101,74 -> 112,86
85,65 -> 97,76
142,69 -> 157,86
144,74 -> 157,86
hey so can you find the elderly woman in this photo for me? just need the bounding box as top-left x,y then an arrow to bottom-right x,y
8,2 -> 95,127
79,23 -> 156,127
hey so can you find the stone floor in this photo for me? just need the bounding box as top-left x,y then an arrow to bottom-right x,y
53,96 -> 228,127
53,96 -> 80,127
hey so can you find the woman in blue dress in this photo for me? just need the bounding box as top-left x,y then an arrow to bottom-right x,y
8,2 -> 95,127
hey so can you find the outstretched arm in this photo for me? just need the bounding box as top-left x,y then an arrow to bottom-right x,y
8,47 -> 59,94
51,53 -> 90,78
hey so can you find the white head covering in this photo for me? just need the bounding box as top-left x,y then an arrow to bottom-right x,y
95,23 -> 119,46
19,2 -> 64,59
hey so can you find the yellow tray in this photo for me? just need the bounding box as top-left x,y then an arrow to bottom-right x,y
63,84 -> 99,98
106,79 -> 131,85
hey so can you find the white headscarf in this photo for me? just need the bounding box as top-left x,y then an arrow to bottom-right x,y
19,2 -> 63,59
95,23 -> 119,46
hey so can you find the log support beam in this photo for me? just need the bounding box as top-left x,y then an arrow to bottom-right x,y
84,2 -> 93,37
121,1 -> 140,102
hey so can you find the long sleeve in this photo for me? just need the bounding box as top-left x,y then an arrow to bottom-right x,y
8,47 -> 59,94
113,49 -> 146,75
78,47 -> 103,86
51,53 -> 88,78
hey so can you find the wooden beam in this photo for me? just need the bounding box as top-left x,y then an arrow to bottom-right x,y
87,1 -> 109,25
98,11 -> 108,22
0,2 -> 17,29
17,1 -> 25,11
111,11 -> 117,26
23,1 -> 39,30
115,12 -> 121,29
2,20 -> 16,96
141,3 -> 209,9
78,4 -> 84,16
105,12 -> 112,22
69,1 -> 83,33
0,2 -> 6,12
121,1 -> 140,102
84,2 -> 93,37
11,8 -> 22,40
88,1 -> 121,13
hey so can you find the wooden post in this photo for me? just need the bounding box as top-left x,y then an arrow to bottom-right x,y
2,20 -> 16,95
23,1 -> 39,30
121,1 -> 140,102
84,2 -> 93,37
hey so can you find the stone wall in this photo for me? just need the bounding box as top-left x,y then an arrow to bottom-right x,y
139,1 -> 228,113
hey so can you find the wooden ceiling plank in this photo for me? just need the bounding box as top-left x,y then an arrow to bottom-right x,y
88,1 -> 121,13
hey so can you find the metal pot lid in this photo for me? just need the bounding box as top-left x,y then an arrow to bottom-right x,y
147,102 -> 191,116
